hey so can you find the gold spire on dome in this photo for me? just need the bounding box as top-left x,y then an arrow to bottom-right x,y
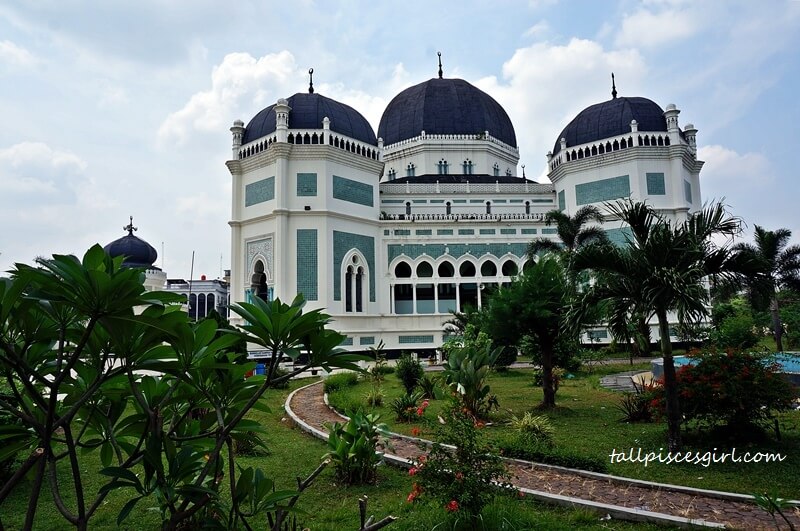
123,216 -> 137,236
308,68 -> 314,94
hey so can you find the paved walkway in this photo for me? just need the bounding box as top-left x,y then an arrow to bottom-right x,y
287,381 -> 800,530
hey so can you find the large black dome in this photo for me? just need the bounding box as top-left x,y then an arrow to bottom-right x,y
378,78 -> 517,148
104,233 -> 159,269
242,92 -> 377,146
553,97 -> 667,155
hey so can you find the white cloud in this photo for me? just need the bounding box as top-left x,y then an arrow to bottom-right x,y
476,38 -> 646,180
0,39 -> 37,66
157,51 -> 298,146
524,21 -> 551,39
615,7 -> 699,48
0,142 -> 87,194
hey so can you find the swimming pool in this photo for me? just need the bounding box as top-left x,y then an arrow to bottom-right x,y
651,352 -> 800,385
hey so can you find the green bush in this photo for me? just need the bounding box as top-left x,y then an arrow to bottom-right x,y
616,377 -> 657,423
509,412 -> 555,446
520,334 -> 582,372
390,391 -> 426,422
364,385 -> 385,407
441,344 -> 501,419
327,388 -> 364,416
493,345 -> 518,369
416,375 -> 440,400
407,406 -> 512,518
232,431 -> 269,457
651,349 -> 796,434
396,353 -> 425,394
711,313 -> 759,350
324,411 -> 388,485
323,371 -> 359,394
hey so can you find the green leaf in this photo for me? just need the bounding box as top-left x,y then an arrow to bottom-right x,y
117,495 -> 142,525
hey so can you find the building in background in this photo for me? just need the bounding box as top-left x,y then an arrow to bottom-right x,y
165,274 -> 229,320
226,63 -> 702,351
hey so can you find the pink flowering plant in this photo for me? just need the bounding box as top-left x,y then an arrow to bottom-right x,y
405,404 -> 512,519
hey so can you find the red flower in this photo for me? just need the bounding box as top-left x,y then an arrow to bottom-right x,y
422,400 -> 430,408
446,500 -> 459,512
411,427 -> 421,437
409,467 -> 418,476
407,491 -> 417,503
416,407 -> 424,416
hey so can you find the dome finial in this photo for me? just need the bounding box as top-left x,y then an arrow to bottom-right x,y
308,68 -> 314,94
611,72 -> 617,99
124,216 -> 137,236
437,51 -> 443,79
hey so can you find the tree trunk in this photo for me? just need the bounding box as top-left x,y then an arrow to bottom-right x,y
540,340 -> 556,409
770,296 -> 783,352
657,309 -> 682,451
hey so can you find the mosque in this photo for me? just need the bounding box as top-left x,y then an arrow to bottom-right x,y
225,59 -> 703,353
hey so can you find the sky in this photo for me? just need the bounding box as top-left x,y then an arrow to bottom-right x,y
1,0 -> 799,279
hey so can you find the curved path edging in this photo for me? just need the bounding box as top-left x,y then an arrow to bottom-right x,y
284,381 -> 796,529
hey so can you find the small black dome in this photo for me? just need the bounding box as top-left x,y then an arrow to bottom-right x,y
242,92 -> 377,146
553,96 -> 667,155
378,78 -> 517,148
104,233 -> 159,269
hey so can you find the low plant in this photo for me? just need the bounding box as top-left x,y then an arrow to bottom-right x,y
232,431 -> 270,457
396,353 -> 425,394
389,391 -> 427,422
367,340 -> 390,383
616,376 -> 657,423
364,385 -> 385,407
509,412 -> 555,446
324,371 -> 360,393
752,490 -> 798,531
407,405 -> 512,519
495,437 -> 609,473
324,411 -> 389,485
441,344 -> 501,419
416,375 -> 440,400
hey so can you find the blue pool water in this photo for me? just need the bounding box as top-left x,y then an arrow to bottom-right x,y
651,352 -> 800,381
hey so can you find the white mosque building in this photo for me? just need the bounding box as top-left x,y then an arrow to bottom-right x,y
226,63 -> 703,353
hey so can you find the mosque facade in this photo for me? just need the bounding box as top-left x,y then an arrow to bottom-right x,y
226,66 -> 703,352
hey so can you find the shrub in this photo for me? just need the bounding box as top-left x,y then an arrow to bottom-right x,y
390,391 -> 427,422
441,344 -> 501,419
509,412 -> 555,446
493,345 -> 518,370
711,313 -> 759,350
416,375 -> 440,400
495,437 -> 609,473
232,431 -> 269,457
407,406 -> 512,518
616,377 -> 657,423
327,389 -> 364,416
396,353 -> 425,395
324,411 -> 389,485
323,371 -> 359,393
364,385 -> 385,407
651,349 -> 796,435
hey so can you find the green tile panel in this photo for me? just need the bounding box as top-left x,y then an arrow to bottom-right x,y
605,227 -> 633,246
542,228 -> 558,235
558,190 -> 566,211
415,230 -> 432,235
245,176 -> 275,206
479,229 -> 496,235
469,199 -> 485,204
521,229 -> 537,235
531,199 -> 554,203
395,229 -> 411,236
587,330 -> 608,339
381,199 -> 405,204
453,200 -> 467,204
437,229 -> 453,235
646,173 -> 666,195
296,173 -> 317,196
458,229 -> 474,235
333,175 -> 374,207
384,230 -> 391,235
359,336 -> 375,346
430,200 -> 445,203
296,229 -> 318,300
493,200 -> 507,204
509,199 -> 524,204
500,229 -> 516,235
684,180 -> 692,203
333,231 -> 375,302
575,175 -> 630,205
412,199 -> 427,203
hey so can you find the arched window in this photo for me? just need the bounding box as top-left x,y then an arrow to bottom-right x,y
405,202 -> 411,216
251,260 -> 269,302
355,267 -> 364,312
345,266 -> 353,312
198,293 -> 207,319
493,163 -> 500,177
502,260 -> 518,276
406,163 -> 416,177
189,293 -> 197,320
505,168 -> 512,177
438,261 -> 455,277
387,168 -> 396,180
395,261 -> 412,278
437,159 -> 449,175
207,293 -> 215,314
485,201 -> 491,214
416,261 -> 433,278
462,159 -> 473,175
525,201 -> 530,215
446,201 -> 451,215
459,261 -> 476,277
480,261 -> 497,276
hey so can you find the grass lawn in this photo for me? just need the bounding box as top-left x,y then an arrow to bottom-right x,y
0,377 -> 671,531
328,363 -> 800,499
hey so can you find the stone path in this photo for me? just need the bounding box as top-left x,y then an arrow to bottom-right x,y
599,370 -> 652,392
287,381 -> 800,530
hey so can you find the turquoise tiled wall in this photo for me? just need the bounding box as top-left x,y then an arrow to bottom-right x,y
542,228 -> 558,235
395,229 -> 411,236
333,231 -> 376,301
399,335 -> 434,344
381,199 -> 404,204
437,229 -> 453,235
558,190 -> 566,211
587,330 -> 608,339
297,173 -> 317,196
333,175 -> 373,207
605,227 -> 633,246
415,229 -> 432,235
296,229 -> 318,300
500,229 -> 517,235
575,175 -> 630,205
458,229 -> 474,235
521,228 -> 537,235
646,173 -> 665,195
245,176 -> 275,206
684,180 -> 692,203
388,242 -> 528,263
479,229 -> 496,235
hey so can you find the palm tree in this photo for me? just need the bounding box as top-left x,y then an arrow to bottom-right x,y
569,200 -> 740,450
732,226 -> 800,352
527,205 -> 608,259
